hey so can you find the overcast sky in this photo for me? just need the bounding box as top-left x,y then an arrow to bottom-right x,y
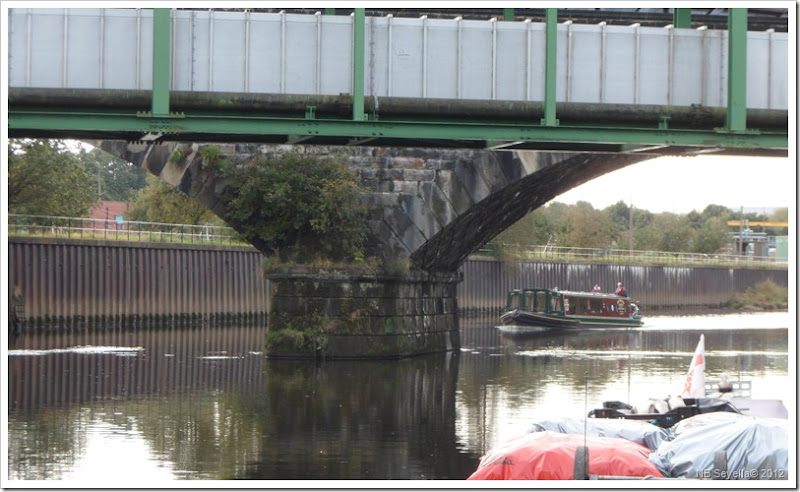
550,154 -> 795,216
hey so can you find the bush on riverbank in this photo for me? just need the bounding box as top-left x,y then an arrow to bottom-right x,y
728,279 -> 788,311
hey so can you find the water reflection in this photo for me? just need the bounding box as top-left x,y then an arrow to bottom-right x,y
457,313 -> 790,450
6,312 -> 791,482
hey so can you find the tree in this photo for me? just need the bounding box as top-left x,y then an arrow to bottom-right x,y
692,216 -> 730,254
650,212 -> 694,252
126,174 -> 223,225
768,207 -> 789,235
490,207 -> 557,248
700,204 -> 734,222
78,147 -> 147,202
8,139 -> 97,217
605,200 -> 632,233
562,202 -> 614,248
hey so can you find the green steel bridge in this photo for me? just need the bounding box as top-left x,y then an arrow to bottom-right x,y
7,7 -> 789,157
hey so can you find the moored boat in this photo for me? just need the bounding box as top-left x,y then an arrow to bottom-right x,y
499,288 -> 643,333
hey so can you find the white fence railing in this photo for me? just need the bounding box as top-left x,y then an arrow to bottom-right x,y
478,243 -> 788,268
8,214 -> 247,246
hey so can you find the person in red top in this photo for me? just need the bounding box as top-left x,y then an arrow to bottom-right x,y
615,282 -> 627,297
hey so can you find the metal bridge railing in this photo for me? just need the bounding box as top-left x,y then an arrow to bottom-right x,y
478,244 -> 788,268
8,214 -> 249,247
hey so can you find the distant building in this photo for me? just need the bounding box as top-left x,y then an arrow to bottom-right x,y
774,236 -> 788,261
87,201 -> 131,230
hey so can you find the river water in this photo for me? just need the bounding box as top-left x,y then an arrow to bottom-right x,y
5,311 -> 791,483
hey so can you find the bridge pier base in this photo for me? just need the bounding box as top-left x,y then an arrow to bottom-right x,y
265,268 -> 461,359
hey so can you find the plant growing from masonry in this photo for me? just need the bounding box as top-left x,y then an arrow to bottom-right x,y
221,150 -> 367,263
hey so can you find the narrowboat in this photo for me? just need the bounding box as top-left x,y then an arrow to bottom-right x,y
498,288 -> 643,333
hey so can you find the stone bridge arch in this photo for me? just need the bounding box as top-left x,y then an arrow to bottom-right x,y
96,141 -> 650,273
96,141 -> 652,359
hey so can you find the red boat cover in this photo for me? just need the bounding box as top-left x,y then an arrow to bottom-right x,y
468,430 -> 663,480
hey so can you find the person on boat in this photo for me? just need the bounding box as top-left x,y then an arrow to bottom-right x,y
615,282 -> 628,297
592,284 -> 602,293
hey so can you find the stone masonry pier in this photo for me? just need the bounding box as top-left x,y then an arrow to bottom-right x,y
266,268 -> 460,359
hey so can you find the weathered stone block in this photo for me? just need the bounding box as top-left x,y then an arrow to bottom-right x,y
266,268 -> 460,359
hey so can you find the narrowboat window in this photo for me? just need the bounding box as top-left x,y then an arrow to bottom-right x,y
564,297 -> 571,314
589,299 -> 603,314
550,295 -> 563,313
535,292 -> 547,312
574,299 -> 587,315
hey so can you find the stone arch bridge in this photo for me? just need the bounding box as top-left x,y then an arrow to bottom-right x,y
98,141 -> 649,359
99,141 -> 648,272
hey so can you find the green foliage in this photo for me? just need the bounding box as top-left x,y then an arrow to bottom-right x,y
265,312 -> 332,355
488,199 -> 763,257
489,203 -> 566,250
8,139 -> 97,217
728,279 -> 788,310
125,174 -> 224,225
562,202 -> 614,248
692,217 -> 730,254
199,145 -> 223,168
78,146 -> 147,201
221,151 -> 367,263
168,147 -> 187,164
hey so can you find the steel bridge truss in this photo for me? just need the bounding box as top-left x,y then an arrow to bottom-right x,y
7,8 -> 789,157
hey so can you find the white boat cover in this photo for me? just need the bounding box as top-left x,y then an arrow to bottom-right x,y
729,398 -> 788,419
528,417 -> 669,451
649,412 -> 788,479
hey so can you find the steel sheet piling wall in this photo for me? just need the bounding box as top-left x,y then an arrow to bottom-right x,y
458,257 -> 787,312
8,239 -> 787,326
8,238 -> 270,324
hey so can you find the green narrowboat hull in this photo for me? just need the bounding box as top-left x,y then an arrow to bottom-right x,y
499,287 -> 644,334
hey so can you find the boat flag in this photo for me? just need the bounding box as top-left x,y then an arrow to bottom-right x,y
682,334 -> 706,398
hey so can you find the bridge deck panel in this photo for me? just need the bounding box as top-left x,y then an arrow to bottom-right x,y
9,9 -> 789,111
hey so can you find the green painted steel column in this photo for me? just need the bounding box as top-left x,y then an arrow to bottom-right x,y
673,8 -> 691,28
726,8 -> 748,132
151,8 -> 171,117
503,8 -> 514,21
352,8 -> 366,121
542,8 -> 558,126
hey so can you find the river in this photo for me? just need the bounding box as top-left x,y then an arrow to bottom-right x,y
5,311 -> 791,483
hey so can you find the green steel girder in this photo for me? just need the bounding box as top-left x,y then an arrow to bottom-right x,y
673,8 -> 692,28
542,8 -> 559,127
352,8 -> 366,122
8,7 -> 786,157
726,8 -> 748,132
8,110 -> 787,153
151,9 -> 171,117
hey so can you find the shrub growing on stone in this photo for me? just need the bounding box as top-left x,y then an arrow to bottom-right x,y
222,151 -> 366,263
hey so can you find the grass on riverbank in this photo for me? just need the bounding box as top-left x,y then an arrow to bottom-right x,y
728,279 -> 789,311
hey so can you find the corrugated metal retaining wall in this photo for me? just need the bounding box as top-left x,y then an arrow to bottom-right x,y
458,257 -> 788,312
8,239 -> 788,325
8,238 -> 270,325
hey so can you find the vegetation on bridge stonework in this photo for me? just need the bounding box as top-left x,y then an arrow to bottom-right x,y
218,149 -> 368,263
